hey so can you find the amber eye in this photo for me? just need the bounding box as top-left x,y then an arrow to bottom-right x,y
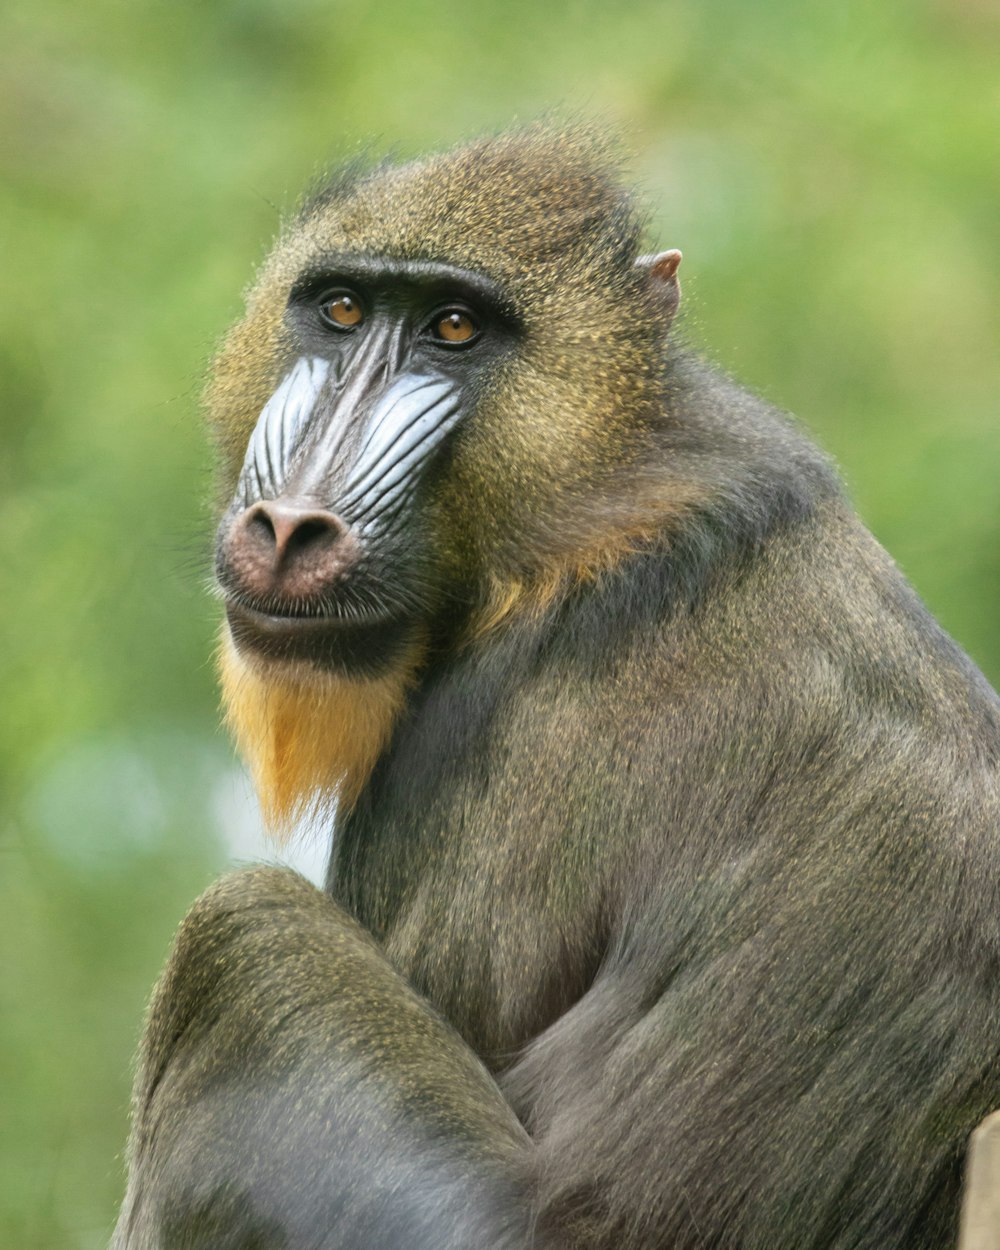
319,291 -> 364,330
432,308 -> 480,345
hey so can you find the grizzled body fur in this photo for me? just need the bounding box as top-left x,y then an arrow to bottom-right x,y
113,128 -> 1000,1250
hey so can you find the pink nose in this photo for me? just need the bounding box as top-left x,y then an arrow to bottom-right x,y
223,497 -> 358,602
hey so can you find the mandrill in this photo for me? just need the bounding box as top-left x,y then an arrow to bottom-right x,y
113,126 -> 1000,1250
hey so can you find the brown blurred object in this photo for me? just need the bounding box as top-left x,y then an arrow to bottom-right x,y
960,1112 -> 1000,1250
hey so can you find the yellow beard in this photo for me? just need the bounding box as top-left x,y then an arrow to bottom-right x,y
218,629 -> 418,836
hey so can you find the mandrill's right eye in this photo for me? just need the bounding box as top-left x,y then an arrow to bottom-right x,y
318,291 -> 364,330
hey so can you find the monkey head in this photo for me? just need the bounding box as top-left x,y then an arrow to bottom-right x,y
207,127 -> 682,826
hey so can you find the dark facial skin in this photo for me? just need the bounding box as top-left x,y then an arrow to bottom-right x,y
215,257 -> 519,672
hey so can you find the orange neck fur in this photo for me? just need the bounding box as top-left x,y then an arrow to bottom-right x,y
219,630 -> 419,836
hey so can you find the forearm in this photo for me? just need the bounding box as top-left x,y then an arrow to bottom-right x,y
113,868 -> 541,1250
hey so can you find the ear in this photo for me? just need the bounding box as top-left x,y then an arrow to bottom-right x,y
635,249 -> 682,328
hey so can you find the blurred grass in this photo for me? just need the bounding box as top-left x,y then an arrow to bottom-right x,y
1,1 -> 998,1245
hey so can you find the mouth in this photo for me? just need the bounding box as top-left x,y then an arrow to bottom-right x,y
223,595 -> 413,674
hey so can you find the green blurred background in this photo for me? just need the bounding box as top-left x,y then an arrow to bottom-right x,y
2,0 -> 998,1245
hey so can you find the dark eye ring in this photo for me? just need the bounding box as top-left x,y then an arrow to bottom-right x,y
318,290 -> 364,330
429,306 -> 481,347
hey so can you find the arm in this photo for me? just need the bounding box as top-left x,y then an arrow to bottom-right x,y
113,868 -> 542,1250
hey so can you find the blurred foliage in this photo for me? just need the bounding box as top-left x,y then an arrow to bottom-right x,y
1,0 -> 998,1245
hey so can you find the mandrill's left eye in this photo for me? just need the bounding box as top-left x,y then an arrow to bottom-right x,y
429,307 -> 480,347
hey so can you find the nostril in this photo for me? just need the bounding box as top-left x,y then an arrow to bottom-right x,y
284,516 -> 340,556
246,508 -> 278,549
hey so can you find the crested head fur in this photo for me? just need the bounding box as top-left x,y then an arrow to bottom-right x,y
209,125 -> 665,487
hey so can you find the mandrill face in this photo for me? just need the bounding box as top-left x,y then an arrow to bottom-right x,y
214,255 -> 520,677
